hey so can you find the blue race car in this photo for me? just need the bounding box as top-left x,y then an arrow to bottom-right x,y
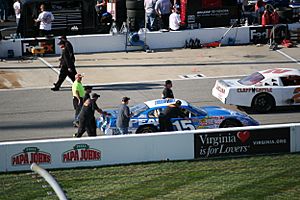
96,99 -> 259,135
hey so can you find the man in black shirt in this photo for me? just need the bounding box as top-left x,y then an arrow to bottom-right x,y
159,100 -> 186,131
162,80 -> 174,99
75,93 -> 107,137
60,35 -> 75,64
51,40 -> 77,91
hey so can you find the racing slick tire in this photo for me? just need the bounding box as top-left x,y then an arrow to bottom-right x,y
251,93 -> 275,113
220,119 -> 242,128
136,125 -> 158,134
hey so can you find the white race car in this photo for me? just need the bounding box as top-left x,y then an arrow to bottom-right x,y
212,68 -> 300,113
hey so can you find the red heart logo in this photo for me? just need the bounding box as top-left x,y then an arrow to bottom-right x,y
237,131 -> 250,143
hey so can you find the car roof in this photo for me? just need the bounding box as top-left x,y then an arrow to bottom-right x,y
259,68 -> 300,79
144,99 -> 189,109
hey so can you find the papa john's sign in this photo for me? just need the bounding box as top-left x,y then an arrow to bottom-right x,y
11,147 -> 51,166
194,127 -> 290,158
62,144 -> 101,163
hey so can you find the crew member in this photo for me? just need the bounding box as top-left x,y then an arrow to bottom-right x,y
162,80 -> 174,99
71,73 -> 85,127
51,40 -> 77,91
116,97 -> 132,135
155,0 -> 172,30
59,35 -> 75,64
75,93 -> 107,137
159,100 -> 186,131
169,7 -> 181,31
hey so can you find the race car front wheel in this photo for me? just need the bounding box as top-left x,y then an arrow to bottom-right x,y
220,119 -> 242,128
252,93 -> 275,113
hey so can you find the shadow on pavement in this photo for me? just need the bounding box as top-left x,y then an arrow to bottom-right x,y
0,119 -> 73,130
92,82 -> 163,91
239,105 -> 300,115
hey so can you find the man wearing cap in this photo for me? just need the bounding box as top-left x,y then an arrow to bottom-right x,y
75,93 -> 107,137
72,73 -> 85,127
162,80 -> 174,99
51,40 -> 77,91
116,97 -> 132,135
59,35 -> 75,64
159,100 -> 186,131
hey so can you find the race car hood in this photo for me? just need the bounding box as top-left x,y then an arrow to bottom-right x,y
201,106 -> 247,117
201,106 -> 238,116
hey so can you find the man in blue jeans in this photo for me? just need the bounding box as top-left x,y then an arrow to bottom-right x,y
116,97 -> 132,135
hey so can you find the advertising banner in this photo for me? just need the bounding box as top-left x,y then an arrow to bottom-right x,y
194,127 -> 290,158
21,39 -> 56,56
249,25 -> 273,44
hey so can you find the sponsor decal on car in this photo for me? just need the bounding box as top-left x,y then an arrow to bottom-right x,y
237,88 -> 272,93
194,127 -> 290,158
62,144 -> 101,163
11,147 -> 51,166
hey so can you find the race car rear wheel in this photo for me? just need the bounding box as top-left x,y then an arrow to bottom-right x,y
136,125 -> 157,134
251,93 -> 275,113
220,119 -> 242,128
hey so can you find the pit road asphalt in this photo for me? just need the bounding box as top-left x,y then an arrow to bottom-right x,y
0,45 -> 299,141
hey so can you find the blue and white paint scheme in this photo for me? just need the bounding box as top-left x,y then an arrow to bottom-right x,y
96,99 -> 259,135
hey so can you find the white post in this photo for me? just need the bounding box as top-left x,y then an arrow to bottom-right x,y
30,163 -> 68,200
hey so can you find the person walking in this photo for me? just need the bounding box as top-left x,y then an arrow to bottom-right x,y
155,0 -> 172,30
144,0 -> 157,31
13,0 -> 21,25
116,97 -> 132,135
34,4 -> 54,36
59,35 -> 75,64
162,80 -> 174,99
75,93 -> 107,137
51,40 -> 77,91
159,100 -> 186,131
71,73 -> 85,127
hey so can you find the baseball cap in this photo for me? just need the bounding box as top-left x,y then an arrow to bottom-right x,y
122,96 -> 130,102
75,73 -> 84,79
175,100 -> 182,106
165,80 -> 172,85
59,35 -> 67,41
57,40 -> 65,45
92,93 -> 100,98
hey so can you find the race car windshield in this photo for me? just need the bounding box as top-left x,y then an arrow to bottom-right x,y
130,103 -> 149,116
238,72 -> 265,85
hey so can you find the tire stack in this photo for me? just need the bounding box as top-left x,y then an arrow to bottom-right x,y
126,0 -> 145,31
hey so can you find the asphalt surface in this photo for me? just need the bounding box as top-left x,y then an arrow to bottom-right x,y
0,45 -> 299,141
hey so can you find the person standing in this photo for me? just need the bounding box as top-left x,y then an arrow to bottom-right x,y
71,73 -> 85,127
144,0 -> 157,31
162,80 -> 174,99
159,100 -> 186,131
116,97 -> 132,135
51,40 -> 77,91
34,4 -> 54,36
155,0 -> 172,30
0,0 -> 9,22
13,0 -> 21,25
169,7 -> 181,31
